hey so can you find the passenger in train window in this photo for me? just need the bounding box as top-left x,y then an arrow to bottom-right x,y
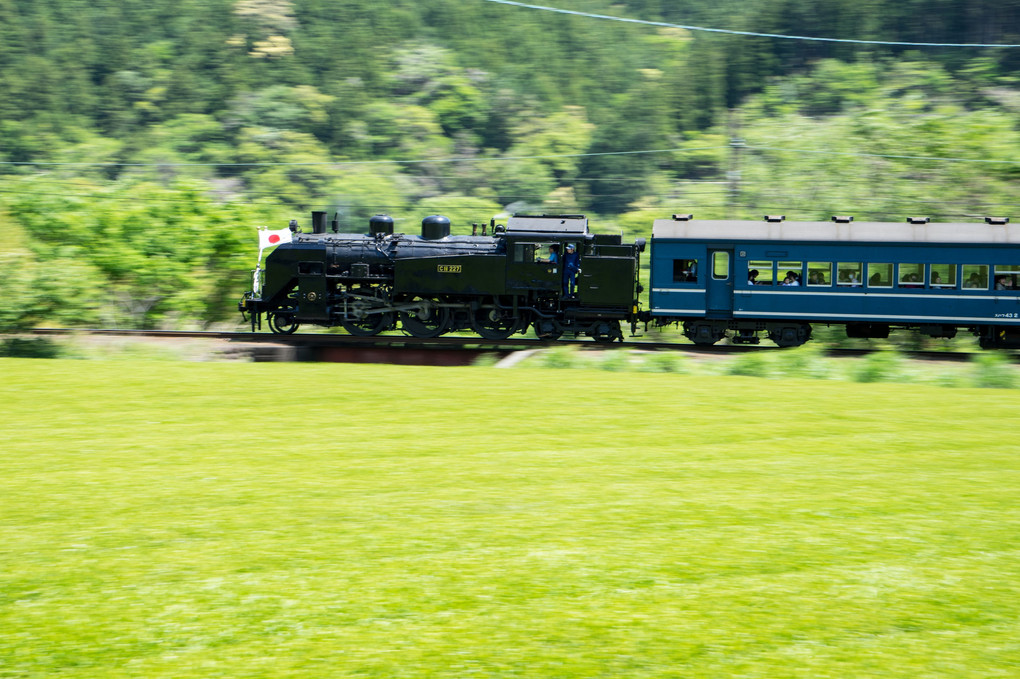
748,269 -> 760,285
995,276 -> 1013,290
964,272 -> 982,288
931,272 -> 942,286
868,273 -> 882,286
901,273 -> 922,288
780,271 -> 800,286
808,271 -> 822,285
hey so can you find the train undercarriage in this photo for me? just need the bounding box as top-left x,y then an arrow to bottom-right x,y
244,282 -> 626,343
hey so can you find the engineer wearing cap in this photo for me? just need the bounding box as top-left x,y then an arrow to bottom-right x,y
564,243 -> 581,296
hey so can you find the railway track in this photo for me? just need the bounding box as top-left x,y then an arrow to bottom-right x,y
21,327 -> 997,363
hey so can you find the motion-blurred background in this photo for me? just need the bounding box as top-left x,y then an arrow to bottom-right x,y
0,0 -> 1018,330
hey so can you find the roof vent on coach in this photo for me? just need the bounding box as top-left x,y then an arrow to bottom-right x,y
422,215 -> 451,240
672,214 -> 693,221
985,216 -> 1010,225
831,216 -> 853,223
907,217 -> 930,224
764,215 -> 785,222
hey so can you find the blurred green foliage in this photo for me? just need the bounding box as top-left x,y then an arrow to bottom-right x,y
0,0 -> 1017,328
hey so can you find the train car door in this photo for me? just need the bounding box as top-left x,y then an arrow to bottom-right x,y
706,249 -> 734,316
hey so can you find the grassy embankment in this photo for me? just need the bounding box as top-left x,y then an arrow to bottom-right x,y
2,359 -> 1018,677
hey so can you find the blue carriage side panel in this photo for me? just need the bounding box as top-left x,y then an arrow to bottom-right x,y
648,216 -> 1020,342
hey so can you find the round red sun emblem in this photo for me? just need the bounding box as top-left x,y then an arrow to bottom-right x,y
268,234 -> 281,244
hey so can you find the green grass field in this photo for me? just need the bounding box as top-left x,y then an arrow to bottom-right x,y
2,358 -> 1019,677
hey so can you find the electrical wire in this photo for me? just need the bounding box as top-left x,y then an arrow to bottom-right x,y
479,0 -> 1020,48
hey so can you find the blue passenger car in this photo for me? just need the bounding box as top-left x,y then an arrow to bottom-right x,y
649,215 -> 1020,347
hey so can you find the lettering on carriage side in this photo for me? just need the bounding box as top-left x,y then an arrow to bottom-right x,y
437,264 -> 462,274
995,313 -> 1018,318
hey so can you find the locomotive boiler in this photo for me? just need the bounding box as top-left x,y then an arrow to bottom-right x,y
240,212 -> 646,342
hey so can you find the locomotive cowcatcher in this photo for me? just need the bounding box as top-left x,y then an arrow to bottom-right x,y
239,212 -> 646,342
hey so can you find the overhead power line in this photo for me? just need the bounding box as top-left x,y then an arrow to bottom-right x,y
480,0 -> 1020,48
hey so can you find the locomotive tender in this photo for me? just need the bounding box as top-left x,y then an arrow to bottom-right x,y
239,212 -> 646,342
241,211 -> 1020,348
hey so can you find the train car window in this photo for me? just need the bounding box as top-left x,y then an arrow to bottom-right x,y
298,261 -> 324,275
672,259 -> 698,283
930,264 -> 957,288
712,252 -> 729,280
748,260 -> 773,285
962,265 -> 988,289
779,261 -> 803,286
513,243 -> 538,263
898,263 -> 924,288
993,265 -> 1020,291
867,263 -> 893,288
836,262 -> 862,287
806,263 -> 831,286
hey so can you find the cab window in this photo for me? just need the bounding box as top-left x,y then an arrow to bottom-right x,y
514,243 -> 546,264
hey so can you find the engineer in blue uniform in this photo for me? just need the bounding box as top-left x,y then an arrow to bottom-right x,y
564,243 -> 581,296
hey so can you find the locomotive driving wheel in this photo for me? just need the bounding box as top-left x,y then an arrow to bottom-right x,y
268,311 -> 300,335
469,306 -> 522,340
341,312 -> 395,337
399,297 -> 451,338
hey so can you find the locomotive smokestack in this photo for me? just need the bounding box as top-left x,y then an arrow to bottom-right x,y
311,211 -> 328,234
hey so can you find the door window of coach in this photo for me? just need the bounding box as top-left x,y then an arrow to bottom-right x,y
712,252 -> 729,280
672,259 -> 699,283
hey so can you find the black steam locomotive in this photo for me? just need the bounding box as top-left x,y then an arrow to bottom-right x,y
239,212 -> 646,342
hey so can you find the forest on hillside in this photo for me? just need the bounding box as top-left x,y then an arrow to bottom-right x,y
1,0 -> 1018,329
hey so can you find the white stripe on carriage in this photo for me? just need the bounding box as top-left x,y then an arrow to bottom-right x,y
733,311 -> 1020,323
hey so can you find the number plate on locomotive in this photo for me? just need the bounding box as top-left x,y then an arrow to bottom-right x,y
437,264 -> 462,273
